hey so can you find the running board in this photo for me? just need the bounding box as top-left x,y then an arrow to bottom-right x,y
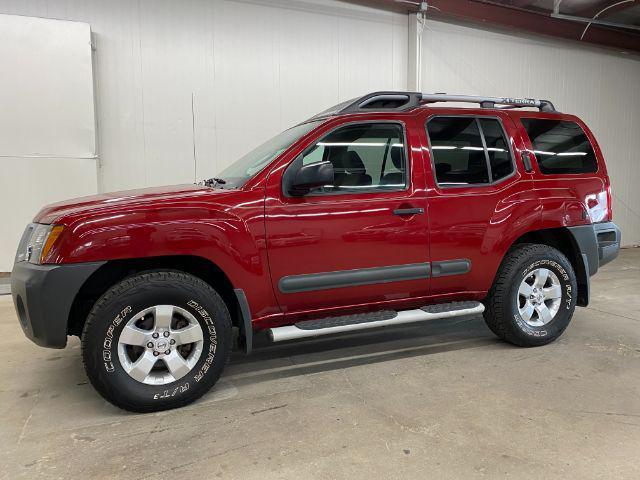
267,301 -> 484,342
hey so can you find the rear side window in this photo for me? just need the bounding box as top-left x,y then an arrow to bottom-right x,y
479,119 -> 512,182
426,117 -> 514,187
521,119 -> 597,174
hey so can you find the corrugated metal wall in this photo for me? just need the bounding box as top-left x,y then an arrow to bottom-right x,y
0,0 -> 407,194
421,20 -> 640,246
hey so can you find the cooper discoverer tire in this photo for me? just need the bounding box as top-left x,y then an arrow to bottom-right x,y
82,271 -> 232,412
483,244 -> 577,347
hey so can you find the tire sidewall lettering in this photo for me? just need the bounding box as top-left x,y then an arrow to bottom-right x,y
102,305 -> 132,373
187,300 -> 218,384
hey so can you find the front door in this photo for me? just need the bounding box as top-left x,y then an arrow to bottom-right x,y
264,118 -> 430,317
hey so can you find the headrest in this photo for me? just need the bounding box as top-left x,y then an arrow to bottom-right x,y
435,163 -> 452,175
333,150 -> 366,173
390,146 -> 403,169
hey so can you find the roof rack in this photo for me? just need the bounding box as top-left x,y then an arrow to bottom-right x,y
420,94 -> 556,112
333,91 -> 556,115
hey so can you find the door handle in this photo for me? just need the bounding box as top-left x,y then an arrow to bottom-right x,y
393,207 -> 424,216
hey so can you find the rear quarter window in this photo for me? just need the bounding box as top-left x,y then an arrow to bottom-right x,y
521,118 -> 598,174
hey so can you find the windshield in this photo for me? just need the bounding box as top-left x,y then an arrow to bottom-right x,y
215,120 -> 323,188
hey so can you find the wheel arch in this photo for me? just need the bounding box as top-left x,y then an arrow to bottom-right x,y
67,255 -> 240,337
509,227 -> 589,306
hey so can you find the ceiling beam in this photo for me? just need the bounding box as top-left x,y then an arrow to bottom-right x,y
506,0 -> 538,8
340,0 -> 640,53
337,0 -> 421,14
426,0 -> 640,53
574,0 -> 639,19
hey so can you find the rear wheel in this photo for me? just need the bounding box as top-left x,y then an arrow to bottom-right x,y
82,271 -> 232,412
484,244 -> 577,347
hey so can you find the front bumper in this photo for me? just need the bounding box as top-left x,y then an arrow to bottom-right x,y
11,261 -> 105,348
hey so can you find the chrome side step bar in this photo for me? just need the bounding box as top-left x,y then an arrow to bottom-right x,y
267,301 -> 485,343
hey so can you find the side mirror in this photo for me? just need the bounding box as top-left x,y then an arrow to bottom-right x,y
288,161 -> 334,197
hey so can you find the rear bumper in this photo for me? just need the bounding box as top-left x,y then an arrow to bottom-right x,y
568,221 -> 621,275
11,261 -> 104,348
567,221 -> 621,307
593,222 -> 621,268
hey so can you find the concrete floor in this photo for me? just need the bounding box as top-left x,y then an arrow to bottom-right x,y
1,249 -> 639,480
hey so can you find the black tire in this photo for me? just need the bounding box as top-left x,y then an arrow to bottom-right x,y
82,271 -> 232,412
483,244 -> 577,347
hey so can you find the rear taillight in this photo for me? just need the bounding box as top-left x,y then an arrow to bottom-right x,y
606,182 -> 613,221
585,183 -> 611,223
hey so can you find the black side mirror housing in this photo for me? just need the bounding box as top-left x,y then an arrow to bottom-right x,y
288,161 -> 334,197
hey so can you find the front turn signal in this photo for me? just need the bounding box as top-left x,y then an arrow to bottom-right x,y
40,225 -> 65,263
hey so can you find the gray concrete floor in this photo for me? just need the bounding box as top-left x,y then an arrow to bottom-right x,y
1,249 -> 639,480
0,277 -> 10,296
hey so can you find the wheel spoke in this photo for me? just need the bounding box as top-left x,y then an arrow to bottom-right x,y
521,303 -> 535,322
543,284 -> 562,300
119,325 -> 150,346
154,305 -> 174,330
118,304 -> 205,386
173,324 -> 203,346
536,304 -> 553,324
163,351 -> 191,380
533,269 -> 549,288
127,351 -> 157,383
518,281 -> 533,297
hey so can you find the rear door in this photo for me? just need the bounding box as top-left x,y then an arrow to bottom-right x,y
264,117 -> 430,317
418,109 -> 539,297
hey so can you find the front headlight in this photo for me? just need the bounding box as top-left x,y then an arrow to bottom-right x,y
15,224 -> 64,264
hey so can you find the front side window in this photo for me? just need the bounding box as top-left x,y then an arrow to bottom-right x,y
300,123 -> 407,193
426,117 -> 514,187
521,119 -> 597,174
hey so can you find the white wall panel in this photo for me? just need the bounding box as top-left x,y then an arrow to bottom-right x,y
0,14 -> 97,271
0,0 -> 407,196
0,14 -> 95,157
421,20 -> 640,246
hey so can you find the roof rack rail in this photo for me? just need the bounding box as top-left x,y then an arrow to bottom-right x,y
338,91 -> 424,114
420,94 -> 557,112
332,91 -> 556,115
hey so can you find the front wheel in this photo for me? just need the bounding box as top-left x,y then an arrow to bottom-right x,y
82,271 -> 232,412
484,244 -> 577,347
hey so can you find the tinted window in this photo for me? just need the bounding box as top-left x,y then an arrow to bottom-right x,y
521,119 -> 597,174
479,118 -> 514,181
426,117 -> 514,186
426,117 -> 486,186
301,123 -> 407,193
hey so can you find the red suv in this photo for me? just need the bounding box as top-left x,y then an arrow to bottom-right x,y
11,92 -> 621,412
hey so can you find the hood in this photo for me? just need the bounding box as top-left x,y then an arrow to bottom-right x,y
34,184 -> 232,224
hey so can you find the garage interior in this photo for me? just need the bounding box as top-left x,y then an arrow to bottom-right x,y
1,0 -> 639,478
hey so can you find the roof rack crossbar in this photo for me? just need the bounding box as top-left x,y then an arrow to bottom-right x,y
420,94 -> 556,112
